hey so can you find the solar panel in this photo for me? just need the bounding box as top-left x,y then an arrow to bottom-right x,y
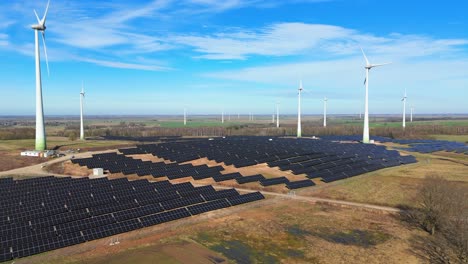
235,174 -> 265,184
259,177 -> 289,186
187,199 -> 231,215
227,192 -> 265,206
285,180 -> 316,189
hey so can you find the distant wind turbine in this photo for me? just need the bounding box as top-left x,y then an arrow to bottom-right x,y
184,108 -> 187,126
360,47 -> 391,143
410,105 -> 414,122
402,89 -> 407,128
80,82 -> 85,140
323,97 -> 328,127
276,102 -> 280,128
221,110 -> 224,124
297,80 -> 303,138
32,0 -> 50,150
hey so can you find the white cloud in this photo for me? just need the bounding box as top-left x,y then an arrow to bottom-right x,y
173,22 -> 468,60
79,57 -> 172,71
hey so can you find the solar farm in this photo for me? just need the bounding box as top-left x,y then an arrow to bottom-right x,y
1,133 -> 467,263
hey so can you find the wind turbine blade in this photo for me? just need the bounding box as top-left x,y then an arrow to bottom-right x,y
360,47 -> 369,65
371,62 -> 392,68
33,10 -> 41,24
363,77 -> 367,85
41,0 -> 50,24
41,32 -> 50,76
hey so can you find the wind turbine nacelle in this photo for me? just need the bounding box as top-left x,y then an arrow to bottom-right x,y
32,24 -> 46,30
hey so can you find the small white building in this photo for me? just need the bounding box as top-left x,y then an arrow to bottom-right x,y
21,150 -> 41,157
20,150 -> 55,158
93,168 -> 104,176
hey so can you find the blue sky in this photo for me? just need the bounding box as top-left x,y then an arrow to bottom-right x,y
0,0 -> 467,115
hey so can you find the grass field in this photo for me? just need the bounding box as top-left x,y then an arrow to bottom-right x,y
333,119 -> 468,128
301,149 -> 468,208
0,137 -> 135,151
429,134 -> 468,143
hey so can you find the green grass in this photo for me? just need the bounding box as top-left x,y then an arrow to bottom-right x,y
0,137 -> 135,151
332,119 -> 468,128
429,134 -> 468,143
157,121 -> 246,128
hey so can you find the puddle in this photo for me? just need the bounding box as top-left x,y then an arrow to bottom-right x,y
313,229 -> 391,248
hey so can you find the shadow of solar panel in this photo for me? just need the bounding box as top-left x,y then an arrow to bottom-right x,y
226,192 -> 265,206
259,177 -> 289,186
201,189 -> 239,201
186,199 -> 231,215
286,180 -> 316,189
235,174 -> 265,184
140,208 -> 191,227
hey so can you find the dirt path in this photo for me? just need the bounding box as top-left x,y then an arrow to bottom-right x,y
204,184 -> 402,214
0,149 -> 118,177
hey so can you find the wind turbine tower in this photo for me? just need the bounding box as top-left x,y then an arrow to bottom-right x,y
184,108 -> 187,126
410,106 -> 414,122
323,97 -> 328,127
276,102 -> 280,128
402,89 -> 407,128
221,110 -> 224,124
32,0 -> 50,151
297,80 -> 303,138
80,82 -> 85,140
360,48 -> 391,143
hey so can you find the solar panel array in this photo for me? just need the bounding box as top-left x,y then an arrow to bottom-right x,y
118,137 -> 416,183
0,176 -> 264,262
72,153 -> 225,181
321,135 -> 468,155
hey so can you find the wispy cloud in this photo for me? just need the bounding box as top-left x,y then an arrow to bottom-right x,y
173,22 -> 468,60
79,57 -> 172,71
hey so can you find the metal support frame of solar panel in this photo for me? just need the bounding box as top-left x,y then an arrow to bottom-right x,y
0,176 -> 264,262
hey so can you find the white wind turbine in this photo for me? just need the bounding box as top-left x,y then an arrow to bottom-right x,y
297,80 -> 303,138
361,48 -> 391,143
276,101 -> 280,128
183,108 -> 187,126
402,89 -> 407,128
221,110 -> 224,124
323,97 -> 328,127
31,0 -> 50,150
80,82 -> 85,140
410,105 -> 414,122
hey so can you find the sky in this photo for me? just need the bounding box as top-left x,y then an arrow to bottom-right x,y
0,0 -> 467,116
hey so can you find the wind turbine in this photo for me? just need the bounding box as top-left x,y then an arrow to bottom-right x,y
221,110 -> 224,124
276,102 -> 280,128
323,97 -> 328,127
32,0 -> 50,151
410,105 -> 414,122
402,89 -> 407,128
297,80 -> 303,138
360,48 -> 391,143
183,108 -> 187,126
80,82 -> 85,140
